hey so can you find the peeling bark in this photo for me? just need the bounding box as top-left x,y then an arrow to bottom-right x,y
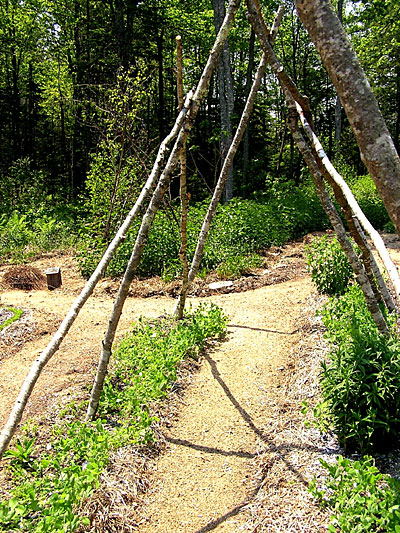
295,0 -> 400,237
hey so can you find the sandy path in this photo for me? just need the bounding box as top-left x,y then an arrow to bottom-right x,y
0,290 -> 174,426
135,278 -> 313,532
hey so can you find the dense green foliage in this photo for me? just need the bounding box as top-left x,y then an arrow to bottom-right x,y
1,0 -> 397,204
310,455 -> 400,532
0,305 -> 226,532
78,184 -> 328,279
305,236 -> 354,295
319,285 -> 400,453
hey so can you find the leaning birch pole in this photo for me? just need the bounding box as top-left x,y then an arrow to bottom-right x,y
86,0 -> 242,420
173,5 -> 286,316
247,2 -> 390,333
293,104 -> 395,311
176,35 -> 190,320
285,93 -> 389,335
295,101 -> 400,301
295,0 -> 400,238
0,100 -> 192,460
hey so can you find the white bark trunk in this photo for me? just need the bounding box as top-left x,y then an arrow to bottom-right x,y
0,98 -> 192,459
86,0 -> 242,420
295,101 -> 400,301
285,93 -> 389,336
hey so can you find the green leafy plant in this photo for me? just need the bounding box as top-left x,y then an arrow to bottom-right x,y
0,307 -> 23,332
305,235 -> 354,295
0,304 -> 227,532
216,253 -> 263,280
310,455 -> 400,532
319,285 -> 400,453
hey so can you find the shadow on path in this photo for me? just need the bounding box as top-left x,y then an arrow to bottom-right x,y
229,323 -> 300,335
191,353 -> 332,532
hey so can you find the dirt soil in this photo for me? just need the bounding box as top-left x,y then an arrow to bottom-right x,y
1,233 -> 400,532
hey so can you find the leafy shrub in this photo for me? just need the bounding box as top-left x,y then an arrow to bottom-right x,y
79,185 -> 329,280
310,455 -> 400,532
351,175 -> 391,230
216,253 -> 263,280
319,285 -> 400,453
305,236 -> 354,295
0,210 -> 77,264
0,305 -> 226,532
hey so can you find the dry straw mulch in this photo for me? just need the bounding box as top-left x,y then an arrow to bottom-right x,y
2,265 -> 46,291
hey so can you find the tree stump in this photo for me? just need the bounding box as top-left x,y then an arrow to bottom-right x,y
45,267 -> 62,290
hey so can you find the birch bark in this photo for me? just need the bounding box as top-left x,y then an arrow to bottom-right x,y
176,35 -> 189,320
295,0 -> 400,237
0,98 -> 192,459
295,101 -> 400,301
285,95 -> 389,336
86,0 -> 242,420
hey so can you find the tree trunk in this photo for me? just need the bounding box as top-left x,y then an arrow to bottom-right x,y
285,92 -> 389,336
213,0 -> 234,202
334,0 -> 343,146
175,35 -> 189,320
0,97 -> 192,460
295,101 -> 400,301
295,0 -> 400,237
242,28 -> 255,191
86,0 -> 242,420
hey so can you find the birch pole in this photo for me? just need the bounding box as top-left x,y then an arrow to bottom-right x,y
86,0 -> 242,420
173,5 -> 286,315
285,95 -> 389,336
295,101 -> 400,301
176,35 -> 190,320
246,3 -> 390,333
0,98 -> 192,460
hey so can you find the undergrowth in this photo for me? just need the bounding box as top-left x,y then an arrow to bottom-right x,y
310,455 -> 400,532
0,307 -> 23,332
305,236 -> 354,295
0,304 -> 227,532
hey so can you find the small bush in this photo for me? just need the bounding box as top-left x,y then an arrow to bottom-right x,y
305,236 -> 354,295
319,285 -> 400,453
310,455 -> 400,532
352,175 -> 391,230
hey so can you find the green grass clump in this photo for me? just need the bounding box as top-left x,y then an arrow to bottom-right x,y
319,285 -> 400,453
305,236 -> 354,295
310,455 -> 400,532
0,304 -> 227,532
0,307 -> 23,332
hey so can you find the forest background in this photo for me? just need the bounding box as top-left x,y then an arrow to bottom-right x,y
0,0 -> 398,278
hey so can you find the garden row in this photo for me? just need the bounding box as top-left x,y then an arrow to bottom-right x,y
0,305 -> 227,532
306,238 -> 400,532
